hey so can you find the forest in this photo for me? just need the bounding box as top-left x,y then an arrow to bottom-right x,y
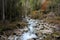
0,0 -> 60,40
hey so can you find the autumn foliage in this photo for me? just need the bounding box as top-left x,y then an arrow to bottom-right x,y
41,0 -> 48,11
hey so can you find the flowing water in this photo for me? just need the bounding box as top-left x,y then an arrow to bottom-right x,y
8,16 -> 55,40
20,17 -> 38,40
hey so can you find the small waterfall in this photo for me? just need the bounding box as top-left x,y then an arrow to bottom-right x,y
21,17 -> 38,40
8,16 -> 55,40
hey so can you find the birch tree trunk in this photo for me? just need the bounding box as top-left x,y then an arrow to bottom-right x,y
2,0 -> 5,22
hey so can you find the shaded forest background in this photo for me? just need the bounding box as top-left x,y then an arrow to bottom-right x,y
0,0 -> 60,32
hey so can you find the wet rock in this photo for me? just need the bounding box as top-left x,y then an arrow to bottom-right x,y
8,35 -> 14,40
47,12 -> 55,19
16,24 -> 21,28
55,36 -> 60,40
8,35 -> 19,40
13,33 -> 16,35
13,29 -> 23,36
28,38 -> 34,40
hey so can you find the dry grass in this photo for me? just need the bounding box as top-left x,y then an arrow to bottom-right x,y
0,21 -> 27,32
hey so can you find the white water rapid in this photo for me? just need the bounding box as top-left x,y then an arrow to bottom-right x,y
20,17 -> 38,40
8,16 -> 55,40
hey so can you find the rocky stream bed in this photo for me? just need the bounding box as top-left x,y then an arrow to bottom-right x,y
0,16 -> 60,40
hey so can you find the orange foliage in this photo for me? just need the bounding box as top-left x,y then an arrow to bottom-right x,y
30,10 -> 39,19
41,0 -> 48,11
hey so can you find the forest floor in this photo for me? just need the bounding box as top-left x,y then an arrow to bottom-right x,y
0,11 -> 60,40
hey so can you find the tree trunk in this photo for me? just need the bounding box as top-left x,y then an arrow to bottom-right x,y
2,0 -> 5,22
